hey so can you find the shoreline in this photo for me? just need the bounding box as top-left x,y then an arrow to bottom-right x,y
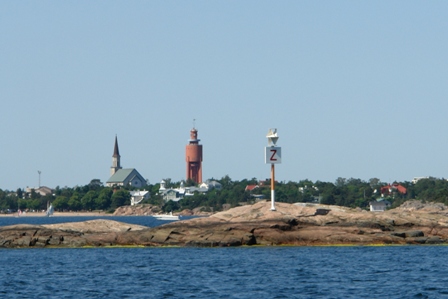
1,201 -> 448,248
0,211 -> 112,217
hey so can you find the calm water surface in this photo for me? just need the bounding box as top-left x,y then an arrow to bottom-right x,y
0,217 -> 447,298
1,246 -> 448,298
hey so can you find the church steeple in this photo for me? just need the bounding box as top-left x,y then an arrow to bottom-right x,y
113,135 -> 120,157
110,135 -> 122,176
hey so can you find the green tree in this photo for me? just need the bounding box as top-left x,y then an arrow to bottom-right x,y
162,178 -> 172,188
68,194 -> 82,211
53,196 -> 69,211
28,199 -> 42,211
18,198 -> 27,210
16,188 -> 23,199
185,178 -> 196,187
30,189 -> 40,199
95,188 -> 112,210
88,179 -> 103,191
0,190 -> 18,211
111,190 -> 130,209
163,200 -> 180,212
81,190 -> 97,210
219,175 -> 233,188
369,178 -> 381,188
335,177 -> 347,187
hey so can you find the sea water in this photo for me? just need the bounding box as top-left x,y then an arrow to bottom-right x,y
1,246 -> 448,298
0,217 -> 447,298
0,215 -> 184,228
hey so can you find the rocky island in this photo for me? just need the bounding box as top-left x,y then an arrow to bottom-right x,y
1,200 -> 448,248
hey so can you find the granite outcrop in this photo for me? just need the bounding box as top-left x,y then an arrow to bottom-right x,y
2,200 -> 448,248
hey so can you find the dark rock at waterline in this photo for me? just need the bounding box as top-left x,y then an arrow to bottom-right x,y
426,236 -> 444,244
391,230 -> 424,238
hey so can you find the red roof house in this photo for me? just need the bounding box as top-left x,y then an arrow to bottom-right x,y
380,183 -> 407,196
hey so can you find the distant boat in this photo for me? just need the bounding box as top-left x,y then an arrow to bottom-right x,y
153,211 -> 180,221
46,202 -> 54,217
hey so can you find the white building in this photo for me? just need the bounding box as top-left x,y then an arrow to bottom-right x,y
106,168 -> 146,188
159,180 -> 210,202
105,136 -> 146,188
130,190 -> 150,205
25,186 -> 53,197
411,177 -> 429,184
369,200 -> 391,212
199,180 -> 222,191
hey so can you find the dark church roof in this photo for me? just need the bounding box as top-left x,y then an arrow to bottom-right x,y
113,135 -> 120,157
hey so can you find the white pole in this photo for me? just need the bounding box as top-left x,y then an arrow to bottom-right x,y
271,163 -> 276,211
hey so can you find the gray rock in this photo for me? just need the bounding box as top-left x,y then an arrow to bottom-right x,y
406,237 -> 427,244
426,236 -> 443,244
390,232 -> 406,238
404,231 -> 424,238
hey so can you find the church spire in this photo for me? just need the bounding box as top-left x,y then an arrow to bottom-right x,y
113,135 -> 120,157
110,135 -> 122,176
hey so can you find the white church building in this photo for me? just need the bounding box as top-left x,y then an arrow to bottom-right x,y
106,136 -> 146,188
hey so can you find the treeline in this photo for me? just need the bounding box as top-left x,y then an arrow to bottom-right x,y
0,182 -> 135,213
1,176 -> 448,213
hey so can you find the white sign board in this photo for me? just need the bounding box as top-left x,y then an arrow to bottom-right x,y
265,146 -> 282,164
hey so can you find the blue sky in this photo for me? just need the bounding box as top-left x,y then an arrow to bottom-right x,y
2,2 -> 448,190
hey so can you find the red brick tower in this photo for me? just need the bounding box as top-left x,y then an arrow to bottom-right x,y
186,127 -> 203,183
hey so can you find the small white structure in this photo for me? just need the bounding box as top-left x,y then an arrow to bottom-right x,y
412,177 -> 429,184
130,190 -> 150,205
199,180 -> 222,191
369,200 -> 391,212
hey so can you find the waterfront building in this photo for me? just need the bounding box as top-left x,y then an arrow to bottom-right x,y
369,199 -> 391,212
130,190 -> 150,205
380,183 -> 407,197
199,180 -> 222,191
158,180 -> 221,202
